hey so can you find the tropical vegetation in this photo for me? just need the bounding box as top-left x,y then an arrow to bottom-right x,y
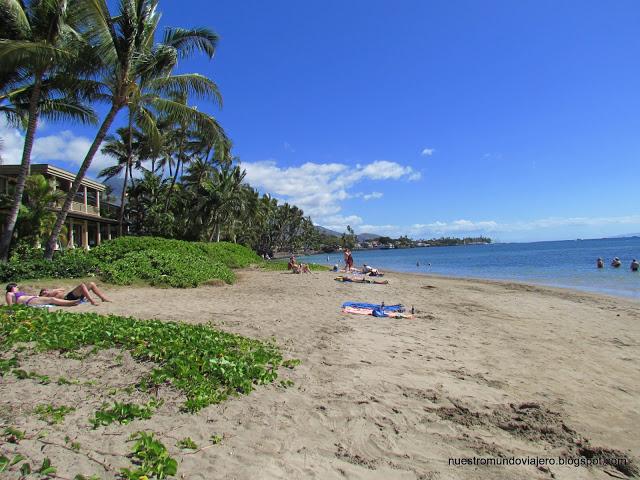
0,236 -> 263,286
0,305 -> 295,477
0,0 -> 320,263
0,305 -> 288,411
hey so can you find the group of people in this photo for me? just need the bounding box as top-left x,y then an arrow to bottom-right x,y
5,282 -> 110,307
597,257 -> 639,271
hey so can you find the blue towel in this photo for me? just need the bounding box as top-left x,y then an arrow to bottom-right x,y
341,302 -> 404,312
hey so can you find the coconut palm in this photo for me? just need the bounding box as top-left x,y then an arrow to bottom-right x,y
206,164 -> 246,242
126,169 -> 173,236
99,127 -> 150,235
44,0 -> 223,259
0,0 -> 98,260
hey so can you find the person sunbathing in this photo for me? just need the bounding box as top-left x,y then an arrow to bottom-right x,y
39,282 -> 110,306
362,264 -> 382,276
5,283 -> 81,307
288,256 -> 311,274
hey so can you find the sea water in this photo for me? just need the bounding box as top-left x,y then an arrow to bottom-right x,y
301,237 -> 640,299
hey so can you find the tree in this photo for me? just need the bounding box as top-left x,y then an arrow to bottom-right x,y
0,0 -> 97,260
341,225 -> 357,249
99,127 -> 146,235
44,0 -> 221,259
207,164 -> 246,242
14,174 -> 65,248
126,169 -> 173,236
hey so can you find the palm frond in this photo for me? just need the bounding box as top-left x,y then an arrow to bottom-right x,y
70,0 -> 118,67
0,39 -> 72,70
148,73 -> 222,107
0,0 -> 31,39
162,27 -> 218,59
98,164 -> 124,180
134,105 -> 161,156
0,104 -> 25,127
37,97 -> 98,125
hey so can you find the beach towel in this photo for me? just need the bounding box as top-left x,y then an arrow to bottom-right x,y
334,276 -> 389,285
28,298 -> 88,309
341,302 -> 412,318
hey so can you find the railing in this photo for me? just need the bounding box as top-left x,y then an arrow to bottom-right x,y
55,201 -> 101,216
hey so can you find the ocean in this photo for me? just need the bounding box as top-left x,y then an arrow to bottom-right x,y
300,237 -> 640,299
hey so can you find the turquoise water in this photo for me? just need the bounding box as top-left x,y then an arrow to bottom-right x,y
301,237 -> 640,299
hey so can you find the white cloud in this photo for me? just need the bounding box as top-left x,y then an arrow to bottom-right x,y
0,120 -> 112,178
363,192 -> 383,200
421,148 -> 434,156
242,159 -> 419,227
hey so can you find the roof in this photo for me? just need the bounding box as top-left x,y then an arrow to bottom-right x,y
0,164 -> 107,191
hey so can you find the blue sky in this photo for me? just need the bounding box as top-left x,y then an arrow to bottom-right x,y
3,0 -> 640,241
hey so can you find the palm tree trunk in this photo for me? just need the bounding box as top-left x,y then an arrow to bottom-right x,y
0,75 -> 43,261
119,114 -> 134,237
164,157 -> 181,212
118,161 -> 130,237
44,102 -> 122,260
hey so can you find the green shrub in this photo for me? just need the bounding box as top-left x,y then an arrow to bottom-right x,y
90,237 -> 261,268
0,249 -> 99,283
91,237 -> 257,287
0,236 -> 260,287
100,249 -> 235,287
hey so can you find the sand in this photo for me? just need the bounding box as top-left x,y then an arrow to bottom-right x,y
1,269 -> 639,479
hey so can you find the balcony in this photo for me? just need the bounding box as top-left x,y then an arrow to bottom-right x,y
58,201 -> 101,216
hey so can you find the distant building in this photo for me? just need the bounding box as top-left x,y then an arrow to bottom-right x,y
0,164 -> 121,249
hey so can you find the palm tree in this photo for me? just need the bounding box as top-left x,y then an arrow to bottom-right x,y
44,0 -> 222,259
99,127 -> 147,235
206,164 -> 246,242
0,0 -> 96,261
126,169 -> 172,236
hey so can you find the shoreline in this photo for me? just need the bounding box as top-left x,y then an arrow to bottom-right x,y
305,263 -> 640,301
375,268 -> 640,302
2,268 -> 639,479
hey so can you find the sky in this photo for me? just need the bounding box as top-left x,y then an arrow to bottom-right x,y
2,0 -> 640,242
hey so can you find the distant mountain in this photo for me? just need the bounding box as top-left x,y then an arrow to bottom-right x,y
357,233 -> 381,241
314,226 -> 382,241
314,226 -> 341,237
607,233 -> 640,239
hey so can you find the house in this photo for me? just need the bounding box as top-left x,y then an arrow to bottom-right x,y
0,164 -> 121,249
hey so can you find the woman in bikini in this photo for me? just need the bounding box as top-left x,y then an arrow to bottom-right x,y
288,256 -> 311,273
345,249 -> 354,272
5,283 -> 81,307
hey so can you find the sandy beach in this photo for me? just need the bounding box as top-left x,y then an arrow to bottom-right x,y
1,269 -> 639,479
